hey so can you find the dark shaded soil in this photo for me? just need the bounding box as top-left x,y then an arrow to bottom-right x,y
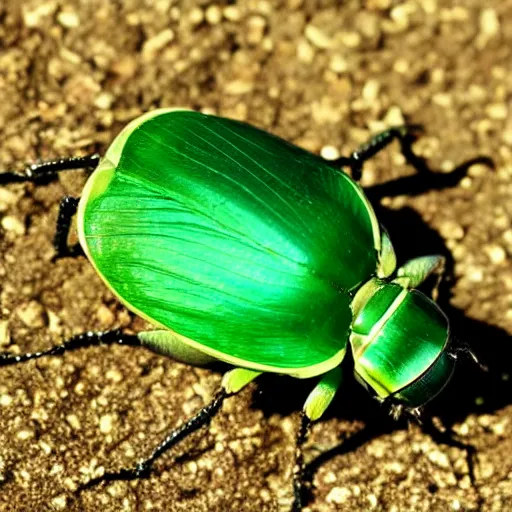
1,1 -> 512,511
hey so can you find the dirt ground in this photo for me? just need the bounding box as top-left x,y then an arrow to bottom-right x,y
1,1 -> 512,511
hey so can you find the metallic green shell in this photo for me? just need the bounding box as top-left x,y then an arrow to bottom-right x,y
351,284 -> 451,404
77,109 -> 380,377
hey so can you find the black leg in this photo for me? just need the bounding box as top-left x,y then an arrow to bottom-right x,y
330,125 -> 423,181
292,413 -> 312,511
78,389 -> 228,491
0,330 -> 140,367
53,196 -> 83,260
0,154 -> 100,184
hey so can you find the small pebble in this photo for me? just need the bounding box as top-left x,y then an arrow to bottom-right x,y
383,106 -> 405,126
247,15 -> 266,46
224,80 -> 254,95
223,5 -> 241,21
0,321 -> 10,347
205,5 -> 222,25
16,301 -> 46,328
51,495 -> 68,511
327,486 -> 352,504
320,145 -> 340,160
329,54 -> 348,73
66,414 -> 81,431
297,40 -> 315,63
480,8 -> 500,38
484,244 -> 506,264
142,29 -> 175,61
339,31 -> 361,48
0,189 -> 19,212
188,7 -> 204,26
22,3 -> 56,27
1,216 -> 25,235
305,25 -> 332,49
439,220 -> 464,240
0,394 -> 13,407
362,80 -> 380,102
17,429 -> 34,441
486,103 -> 508,120
99,414 -> 115,434
57,10 -> 80,28
94,92 -> 114,110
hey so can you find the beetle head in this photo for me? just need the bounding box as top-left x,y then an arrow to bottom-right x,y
349,279 -> 455,409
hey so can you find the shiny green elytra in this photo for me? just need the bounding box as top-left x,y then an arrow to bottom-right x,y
75,108 -> 454,412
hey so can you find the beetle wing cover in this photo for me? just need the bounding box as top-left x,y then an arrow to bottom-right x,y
81,111 -> 378,372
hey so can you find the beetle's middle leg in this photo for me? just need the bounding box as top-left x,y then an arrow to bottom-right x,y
0,154 -> 100,184
0,330 -> 141,367
330,125 -> 422,181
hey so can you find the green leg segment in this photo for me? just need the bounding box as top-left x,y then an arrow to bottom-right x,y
221,367 -> 262,393
138,329 -> 218,366
293,367 -> 343,511
377,229 -> 397,278
303,366 -> 343,421
395,255 -> 446,299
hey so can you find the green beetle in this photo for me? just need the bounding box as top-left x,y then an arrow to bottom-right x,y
1,109 -> 460,509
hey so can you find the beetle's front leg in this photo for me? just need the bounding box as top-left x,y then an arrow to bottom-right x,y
329,125 -> 423,181
394,255 -> 446,300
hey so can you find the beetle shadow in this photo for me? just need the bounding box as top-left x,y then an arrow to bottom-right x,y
250,154 -> 511,494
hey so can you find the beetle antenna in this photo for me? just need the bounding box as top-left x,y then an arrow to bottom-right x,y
450,339 -> 488,372
0,330 -> 140,366
75,389 -> 228,492
0,154 -> 100,184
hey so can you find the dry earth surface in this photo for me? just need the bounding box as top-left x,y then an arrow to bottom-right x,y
1,1 -> 512,511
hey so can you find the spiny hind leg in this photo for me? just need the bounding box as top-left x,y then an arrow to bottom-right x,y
74,368 -> 260,492
293,367 -> 343,511
1,330 -> 261,499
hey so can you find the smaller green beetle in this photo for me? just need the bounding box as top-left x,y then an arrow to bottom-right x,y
0,110 -> 474,510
